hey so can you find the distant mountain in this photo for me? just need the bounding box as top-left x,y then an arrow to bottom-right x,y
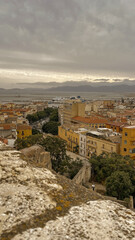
45,84 -> 135,92
1,83 -> 135,94
17,79 -> 135,89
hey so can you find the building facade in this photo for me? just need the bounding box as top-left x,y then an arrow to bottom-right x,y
17,124 -> 32,139
86,133 -> 120,158
58,126 -> 79,153
63,102 -> 86,125
121,126 -> 135,160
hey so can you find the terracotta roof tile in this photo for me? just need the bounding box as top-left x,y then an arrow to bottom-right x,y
72,116 -> 107,124
17,124 -> 32,130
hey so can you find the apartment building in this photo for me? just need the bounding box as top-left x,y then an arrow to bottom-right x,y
58,125 -> 79,153
63,102 -> 86,125
106,122 -> 127,133
86,131 -> 120,158
121,126 -> 135,160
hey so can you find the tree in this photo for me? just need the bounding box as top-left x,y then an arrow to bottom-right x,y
42,136 -> 82,177
42,121 -> 60,135
32,128 -> 40,135
15,135 -> 82,179
50,109 -> 58,122
15,134 -> 43,150
89,152 -> 135,185
42,136 -> 67,171
73,145 -> 79,154
106,171 -> 133,200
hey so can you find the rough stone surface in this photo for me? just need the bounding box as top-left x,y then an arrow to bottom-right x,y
13,200 -> 135,240
21,145 -> 52,169
0,142 -> 135,240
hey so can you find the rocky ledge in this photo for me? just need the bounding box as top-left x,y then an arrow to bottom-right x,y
0,143 -> 135,240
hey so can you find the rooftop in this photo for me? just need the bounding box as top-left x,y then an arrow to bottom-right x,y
124,125 -> 135,129
17,124 -> 32,130
0,124 -> 16,130
72,116 -> 107,124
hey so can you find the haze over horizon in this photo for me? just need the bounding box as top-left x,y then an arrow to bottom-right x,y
0,0 -> 135,88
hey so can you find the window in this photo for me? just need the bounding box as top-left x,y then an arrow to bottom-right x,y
22,131 -> 24,136
129,149 -> 132,153
124,148 -> 127,152
102,144 -> 104,149
132,148 -> 135,153
125,132 -> 128,136
124,140 -> 127,144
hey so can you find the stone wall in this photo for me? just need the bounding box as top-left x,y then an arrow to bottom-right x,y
67,150 -> 91,185
21,145 -> 52,169
73,162 -> 91,185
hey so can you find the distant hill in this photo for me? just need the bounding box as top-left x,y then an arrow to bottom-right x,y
16,79 -> 135,89
1,83 -> 135,93
45,84 -> 135,92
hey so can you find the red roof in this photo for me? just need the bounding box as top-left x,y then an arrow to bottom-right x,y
0,124 -> 16,130
107,122 -> 128,127
72,116 -> 107,124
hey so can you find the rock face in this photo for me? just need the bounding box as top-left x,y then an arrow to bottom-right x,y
21,145 -> 52,169
0,142 -> 135,240
13,201 -> 135,240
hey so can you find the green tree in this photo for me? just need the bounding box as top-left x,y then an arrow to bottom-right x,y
42,121 -> 60,135
73,145 -> 79,154
26,108 -> 59,124
15,135 -> 82,179
106,171 -> 133,200
42,136 -> 67,171
50,109 -> 58,122
32,128 -> 40,135
42,136 -> 82,177
15,134 -> 43,150
89,152 -> 135,184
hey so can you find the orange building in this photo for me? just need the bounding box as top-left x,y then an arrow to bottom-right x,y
106,122 -> 128,133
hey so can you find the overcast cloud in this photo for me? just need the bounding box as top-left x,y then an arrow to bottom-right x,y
0,0 -> 135,87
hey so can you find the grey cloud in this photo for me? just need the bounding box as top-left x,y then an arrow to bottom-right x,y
0,0 -> 135,79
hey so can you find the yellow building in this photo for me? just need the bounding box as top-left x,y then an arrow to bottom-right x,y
121,126 -> 135,160
63,102 -> 86,125
58,126 -> 79,153
17,124 -> 32,139
86,132 -> 120,158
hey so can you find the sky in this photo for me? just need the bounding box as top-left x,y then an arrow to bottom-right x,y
0,0 -> 135,88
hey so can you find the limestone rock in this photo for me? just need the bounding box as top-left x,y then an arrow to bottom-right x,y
0,142 -> 135,240
21,145 -> 52,169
